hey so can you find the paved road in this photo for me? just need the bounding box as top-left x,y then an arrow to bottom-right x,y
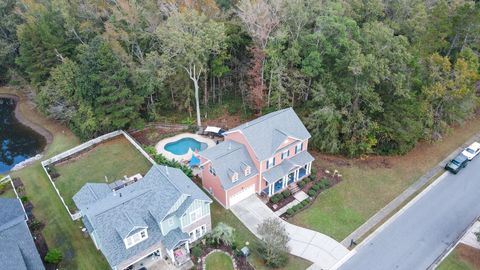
338,156 -> 480,270
231,195 -> 349,269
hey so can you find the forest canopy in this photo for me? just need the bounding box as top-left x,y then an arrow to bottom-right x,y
1,0 -> 479,156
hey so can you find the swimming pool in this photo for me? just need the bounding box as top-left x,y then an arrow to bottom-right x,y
164,137 -> 208,155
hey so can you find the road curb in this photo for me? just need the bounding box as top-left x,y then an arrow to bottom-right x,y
341,131 -> 480,247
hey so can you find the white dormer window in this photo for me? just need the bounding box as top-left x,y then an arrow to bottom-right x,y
295,143 -> 303,154
231,172 -> 238,182
166,218 -> 174,227
124,228 -> 148,249
244,166 -> 251,176
281,150 -> 290,160
266,157 -> 276,169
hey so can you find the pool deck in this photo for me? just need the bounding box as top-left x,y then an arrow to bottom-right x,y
155,133 -> 215,162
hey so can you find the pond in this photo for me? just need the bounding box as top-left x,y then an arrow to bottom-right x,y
0,98 -> 46,173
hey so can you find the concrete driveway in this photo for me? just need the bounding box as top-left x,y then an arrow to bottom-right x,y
231,195 -> 348,269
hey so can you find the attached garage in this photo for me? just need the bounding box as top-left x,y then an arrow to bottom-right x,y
228,184 -> 255,207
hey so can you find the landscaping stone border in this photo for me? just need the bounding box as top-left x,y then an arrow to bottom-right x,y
202,249 -> 238,270
41,130 -> 155,220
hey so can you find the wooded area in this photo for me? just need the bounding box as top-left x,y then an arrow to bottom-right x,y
1,0 -> 479,156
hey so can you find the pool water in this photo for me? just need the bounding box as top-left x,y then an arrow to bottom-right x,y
164,138 -> 208,155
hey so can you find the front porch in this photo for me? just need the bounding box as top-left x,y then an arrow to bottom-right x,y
262,161 -> 312,197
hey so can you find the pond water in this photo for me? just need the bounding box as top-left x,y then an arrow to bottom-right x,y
0,98 -> 46,173
164,137 -> 208,155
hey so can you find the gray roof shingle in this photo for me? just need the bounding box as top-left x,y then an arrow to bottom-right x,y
163,228 -> 190,250
225,108 -> 311,160
262,151 -> 314,183
0,198 -> 45,270
199,141 -> 259,190
74,165 -> 211,268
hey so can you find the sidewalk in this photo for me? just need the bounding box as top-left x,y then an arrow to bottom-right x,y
341,131 -> 480,247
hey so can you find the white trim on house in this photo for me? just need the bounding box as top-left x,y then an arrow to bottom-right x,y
124,229 -> 148,249
188,224 -> 207,243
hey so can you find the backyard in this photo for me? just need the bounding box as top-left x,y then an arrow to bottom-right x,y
0,180 -> 17,198
205,252 -> 234,270
2,87 -> 109,269
291,117 -> 480,241
51,135 -> 152,212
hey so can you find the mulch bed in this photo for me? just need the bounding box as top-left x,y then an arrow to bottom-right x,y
129,127 -> 186,146
266,194 -> 296,212
191,243 -> 254,270
456,243 -> 480,269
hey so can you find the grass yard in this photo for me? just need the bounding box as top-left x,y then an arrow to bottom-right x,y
53,136 -> 152,212
205,252 -> 234,270
437,244 -> 480,270
291,116 -> 480,241
0,182 -> 17,198
2,87 -> 109,269
210,202 -> 312,270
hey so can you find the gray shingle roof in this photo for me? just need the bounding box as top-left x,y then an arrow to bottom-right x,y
199,141 -> 259,190
0,198 -> 45,270
262,151 -> 314,183
74,165 -> 211,268
263,159 -> 296,184
163,228 -> 190,250
225,108 -> 311,161
289,151 -> 315,166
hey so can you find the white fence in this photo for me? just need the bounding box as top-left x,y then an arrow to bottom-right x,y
41,130 -> 155,220
0,175 -> 28,221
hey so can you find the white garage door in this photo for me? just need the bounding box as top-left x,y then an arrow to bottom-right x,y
229,185 -> 255,207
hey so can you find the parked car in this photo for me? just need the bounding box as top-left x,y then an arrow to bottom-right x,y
445,154 -> 468,174
461,142 -> 480,160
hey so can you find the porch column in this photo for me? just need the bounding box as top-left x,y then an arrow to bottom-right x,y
308,162 -> 312,174
185,241 -> 190,253
295,169 -> 299,181
269,183 -> 273,196
282,175 -> 287,189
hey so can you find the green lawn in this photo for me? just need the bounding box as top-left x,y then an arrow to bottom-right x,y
291,117 -> 480,241
53,136 -> 152,212
1,87 -> 109,269
205,252 -> 234,270
0,182 -> 17,198
437,248 -> 474,270
210,202 -> 312,270
10,132 -> 110,269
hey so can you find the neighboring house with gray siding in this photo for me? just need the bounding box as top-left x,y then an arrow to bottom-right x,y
73,165 -> 212,270
0,198 -> 45,270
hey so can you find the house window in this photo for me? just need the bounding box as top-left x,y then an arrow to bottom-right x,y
295,143 -> 303,154
189,225 -> 207,243
244,166 -> 251,176
231,171 -> 239,182
281,150 -> 290,160
266,157 -> 276,169
209,166 -> 216,176
166,218 -> 174,227
124,229 -> 148,249
189,208 -> 202,223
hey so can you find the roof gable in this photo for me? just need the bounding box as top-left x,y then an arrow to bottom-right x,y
225,108 -> 311,160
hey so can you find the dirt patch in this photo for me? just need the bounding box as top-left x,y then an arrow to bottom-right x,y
457,243 -> 480,269
203,109 -> 251,130
130,126 -> 186,146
